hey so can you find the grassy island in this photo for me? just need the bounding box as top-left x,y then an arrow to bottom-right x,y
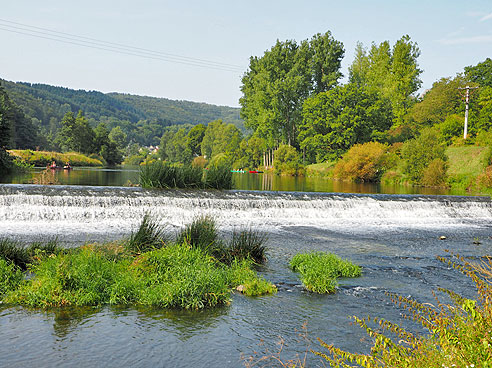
0,216 -> 275,309
290,252 -> 361,294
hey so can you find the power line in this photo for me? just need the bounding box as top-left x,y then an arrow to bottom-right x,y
0,18 -> 245,73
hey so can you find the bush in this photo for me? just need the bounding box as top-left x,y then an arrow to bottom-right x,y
401,128 -> 447,184
334,142 -> 392,182
421,158 -> 448,186
8,150 -> 103,167
290,252 -> 361,294
273,145 -> 303,176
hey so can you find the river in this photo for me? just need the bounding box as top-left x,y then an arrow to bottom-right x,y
0,168 -> 490,367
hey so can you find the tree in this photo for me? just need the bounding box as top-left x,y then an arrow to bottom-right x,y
108,126 -> 127,150
187,123 -> 206,157
201,120 -> 242,159
240,31 -> 344,147
465,58 -> 492,88
406,75 -> 465,127
348,35 -> 422,125
401,128 -> 447,183
299,84 -> 393,163
56,110 -> 95,153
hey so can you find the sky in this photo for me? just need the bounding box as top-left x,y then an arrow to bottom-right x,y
1,0 -> 491,107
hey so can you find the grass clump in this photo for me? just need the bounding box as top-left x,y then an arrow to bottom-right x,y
0,258 -> 23,297
203,162 -> 233,189
290,252 -> 361,294
0,238 -> 62,270
176,215 -> 220,252
125,214 -> 167,254
140,161 -> 203,189
226,229 -> 267,265
315,252 -> 492,367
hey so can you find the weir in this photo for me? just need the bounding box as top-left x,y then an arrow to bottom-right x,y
1,184 -> 492,243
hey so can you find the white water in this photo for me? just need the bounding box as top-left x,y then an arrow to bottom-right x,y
1,184 -> 491,243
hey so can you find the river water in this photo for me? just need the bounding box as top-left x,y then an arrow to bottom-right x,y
0,169 -> 491,367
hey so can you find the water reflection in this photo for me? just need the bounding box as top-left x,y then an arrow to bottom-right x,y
0,166 -> 471,195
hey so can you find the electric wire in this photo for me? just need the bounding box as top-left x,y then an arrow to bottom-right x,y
0,18 -> 245,73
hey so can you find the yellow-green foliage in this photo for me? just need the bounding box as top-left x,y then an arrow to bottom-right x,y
9,150 -> 103,167
421,158 -> 448,186
290,252 -> 361,294
334,142 -> 393,182
315,252 -> 492,367
274,145 -> 304,176
0,259 -> 23,296
2,242 -> 275,309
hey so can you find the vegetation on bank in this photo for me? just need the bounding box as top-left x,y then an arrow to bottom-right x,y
290,252 -> 361,294
139,160 -> 233,190
8,149 -> 103,167
315,253 -> 492,368
0,215 -> 275,309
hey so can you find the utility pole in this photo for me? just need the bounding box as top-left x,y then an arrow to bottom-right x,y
458,85 -> 479,139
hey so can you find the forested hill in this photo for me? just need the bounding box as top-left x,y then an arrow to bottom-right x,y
1,79 -> 243,132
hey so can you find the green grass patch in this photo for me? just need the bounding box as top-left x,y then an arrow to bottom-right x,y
305,161 -> 336,178
2,243 -> 275,308
0,238 -> 62,270
290,252 -> 361,293
0,258 -> 23,297
446,146 -> 490,177
8,150 -> 103,167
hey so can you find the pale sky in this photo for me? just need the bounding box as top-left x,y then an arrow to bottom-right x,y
1,1 -> 491,107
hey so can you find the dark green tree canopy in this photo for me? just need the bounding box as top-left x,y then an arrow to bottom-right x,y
299,83 -> 393,163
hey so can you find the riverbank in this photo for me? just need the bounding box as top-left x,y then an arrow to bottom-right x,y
8,149 -> 103,167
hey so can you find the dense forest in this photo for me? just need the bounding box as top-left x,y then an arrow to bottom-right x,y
0,80 -> 243,149
1,30 -> 492,190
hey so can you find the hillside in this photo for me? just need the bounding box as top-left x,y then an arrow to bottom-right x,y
1,79 -> 243,146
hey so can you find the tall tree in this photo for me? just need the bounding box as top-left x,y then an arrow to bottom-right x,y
348,35 -> 422,125
299,84 -> 393,163
240,31 -> 344,148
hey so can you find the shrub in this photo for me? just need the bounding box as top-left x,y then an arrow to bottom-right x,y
421,158 -> 448,186
273,145 -> 303,176
126,214 -> 166,254
334,142 -> 392,182
401,128 -> 447,184
314,252 -> 492,367
8,150 -> 103,167
290,252 -> 361,294
192,155 -> 208,168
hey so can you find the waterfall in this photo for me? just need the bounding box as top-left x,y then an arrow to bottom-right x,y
1,184 -> 491,244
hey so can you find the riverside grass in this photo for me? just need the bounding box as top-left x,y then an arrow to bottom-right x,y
0,216 -> 275,309
2,243 -> 275,308
139,160 -> 233,190
290,252 -> 361,294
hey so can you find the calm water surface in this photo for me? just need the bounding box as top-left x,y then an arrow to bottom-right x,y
0,169 -> 490,367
